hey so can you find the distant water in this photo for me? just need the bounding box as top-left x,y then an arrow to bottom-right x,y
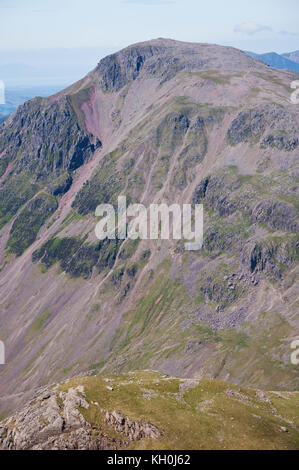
0,84 -> 69,121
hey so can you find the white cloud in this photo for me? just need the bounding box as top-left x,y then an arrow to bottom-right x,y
234,22 -> 272,35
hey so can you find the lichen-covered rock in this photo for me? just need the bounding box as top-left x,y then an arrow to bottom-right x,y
0,386 -> 91,450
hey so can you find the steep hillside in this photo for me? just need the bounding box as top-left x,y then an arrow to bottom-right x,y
0,39 -> 298,418
1,371 -> 298,450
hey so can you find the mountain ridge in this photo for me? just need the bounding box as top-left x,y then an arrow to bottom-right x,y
0,39 -> 298,419
283,50 -> 299,64
245,50 -> 299,73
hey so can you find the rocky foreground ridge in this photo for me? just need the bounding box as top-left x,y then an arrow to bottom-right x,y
0,383 -> 160,450
0,371 -> 298,450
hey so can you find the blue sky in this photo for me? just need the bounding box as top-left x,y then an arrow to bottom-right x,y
0,0 -> 298,85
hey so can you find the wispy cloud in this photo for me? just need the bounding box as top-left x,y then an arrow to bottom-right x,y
278,30 -> 299,37
234,22 -> 272,35
234,22 -> 299,38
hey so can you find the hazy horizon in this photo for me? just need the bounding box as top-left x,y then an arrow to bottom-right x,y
1,0 -> 298,87
1,41 -> 298,89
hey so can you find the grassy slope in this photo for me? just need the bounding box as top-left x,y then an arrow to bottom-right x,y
61,371 -> 299,450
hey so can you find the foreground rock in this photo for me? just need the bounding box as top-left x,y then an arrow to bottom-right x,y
0,383 -> 161,450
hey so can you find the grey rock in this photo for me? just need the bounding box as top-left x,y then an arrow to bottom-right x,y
0,384 -> 161,450
251,200 -> 298,232
0,96 -> 101,183
227,104 -> 298,151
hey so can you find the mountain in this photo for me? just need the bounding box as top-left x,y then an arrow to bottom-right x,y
1,371 -> 298,450
0,116 -> 9,125
282,51 -> 299,65
0,39 -> 298,427
246,51 -> 299,73
0,86 -> 66,121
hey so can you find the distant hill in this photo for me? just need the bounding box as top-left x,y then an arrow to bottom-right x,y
246,51 -> 299,73
282,50 -> 299,64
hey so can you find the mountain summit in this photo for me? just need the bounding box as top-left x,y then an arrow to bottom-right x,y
0,39 -> 298,419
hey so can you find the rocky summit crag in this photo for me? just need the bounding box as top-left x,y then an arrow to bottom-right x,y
0,39 -> 298,425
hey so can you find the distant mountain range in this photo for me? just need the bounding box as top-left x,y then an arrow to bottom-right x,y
282,50 -> 299,64
245,50 -> 299,73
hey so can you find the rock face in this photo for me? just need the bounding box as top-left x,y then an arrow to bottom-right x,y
105,410 -> 161,441
241,236 -> 298,278
251,200 -> 298,232
0,384 -> 161,450
95,43 -> 165,92
0,386 -> 89,450
0,95 -> 101,182
0,39 -> 298,420
227,104 -> 299,150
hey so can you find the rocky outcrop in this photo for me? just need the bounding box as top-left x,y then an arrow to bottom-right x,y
95,44 -> 165,92
47,171 -> 73,196
0,385 -> 161,450
227,107 -> 266,144
192,174 -> 244,216
227,104 -> 298,150
31,427 -> 125,450
241,236 -> 298,278
105,409 -> 161,441
193,173 -> 298,232
251,200 -> 298,232
32,237 -> 122,279
0,95 -> 101,182
0,386 -> 89,450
